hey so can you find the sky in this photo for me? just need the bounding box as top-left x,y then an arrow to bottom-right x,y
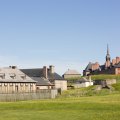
0,0 -> 120,75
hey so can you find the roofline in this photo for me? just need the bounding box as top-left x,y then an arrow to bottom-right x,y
20,68 -> 43,70
36,84 -> 54,86
0,81 -> 37,83
64,74 -> 81,75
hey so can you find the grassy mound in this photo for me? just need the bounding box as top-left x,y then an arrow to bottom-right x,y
112,83 -> 120,91
91,74 -> 120,81
58,85 -> 113,98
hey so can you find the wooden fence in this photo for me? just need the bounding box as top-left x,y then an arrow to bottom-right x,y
0,89 -> 58,102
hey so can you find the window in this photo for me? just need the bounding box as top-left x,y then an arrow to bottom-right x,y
0,73 -> 5,79
10,83 -> 13,86
20,74 -> 26,80
20,83 -> 24,86
9,73 -> 16,79
25,83 -> 28,86
4,83 -> 7,86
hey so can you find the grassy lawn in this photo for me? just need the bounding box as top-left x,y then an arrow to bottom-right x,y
91,74 -> 120,81
0,94 -> 120,120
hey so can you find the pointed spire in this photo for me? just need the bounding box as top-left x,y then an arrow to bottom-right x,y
106,44 -> 111,62
107,44 -> 109,55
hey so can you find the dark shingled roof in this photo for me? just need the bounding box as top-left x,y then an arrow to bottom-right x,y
48,72 -> 64,80
85,62 -> 92,72
99,65 -> 105,70
115,62 -> 120,68
21,68 -> 64,81
21,69 -> 43,77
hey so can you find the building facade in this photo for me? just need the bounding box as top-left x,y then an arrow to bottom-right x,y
21,65 -> 67,91
83,45 -> 120,76
63,69 -> 81,79
0,66 -> 36,93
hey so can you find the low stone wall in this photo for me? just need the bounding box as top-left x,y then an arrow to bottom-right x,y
0,89 -> 58,102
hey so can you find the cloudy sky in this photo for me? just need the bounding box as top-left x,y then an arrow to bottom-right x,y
0,0 -> 120,75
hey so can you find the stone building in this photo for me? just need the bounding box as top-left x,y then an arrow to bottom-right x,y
73,77 -> 93,88
63,69 -> 81,79
0,66 -> 36,93
83,45 -> 120,76
21,65 -> 67,91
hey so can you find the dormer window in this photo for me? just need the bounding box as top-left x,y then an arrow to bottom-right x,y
0,73 -> 5,79
20,74 -> 26,80
9,73 -> 16,79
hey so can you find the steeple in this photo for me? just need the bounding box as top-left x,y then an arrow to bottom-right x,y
106,44 -> 111,61
105,44 -> 111,68
107,44 -> 110,55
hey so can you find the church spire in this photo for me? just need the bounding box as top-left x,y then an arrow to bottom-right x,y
107,44 -> 110,55
105,44 -> 111,68
106,44 -> 111,62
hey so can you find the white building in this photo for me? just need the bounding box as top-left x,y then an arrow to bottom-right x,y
73,77 -> 93,88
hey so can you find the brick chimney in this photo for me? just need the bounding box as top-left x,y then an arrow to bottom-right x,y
116,57 -> 120,64
9,66 -> 17,69
43,66 -> 48,78
92,62 -> 99,71
49,65 -> 54,73
112,59 -> 116,66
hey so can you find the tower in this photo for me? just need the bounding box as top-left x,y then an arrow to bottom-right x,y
105,44 -> 111,68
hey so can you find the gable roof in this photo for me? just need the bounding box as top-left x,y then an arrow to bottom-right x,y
84,62 -> 92,72
21,68 -> 64,81
31,77 -> 53,86
20,69 -> 43,77
64,69 -> 80,75
0,67 -> 36,83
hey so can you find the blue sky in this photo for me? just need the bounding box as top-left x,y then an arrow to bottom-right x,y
0,0 -> 120,75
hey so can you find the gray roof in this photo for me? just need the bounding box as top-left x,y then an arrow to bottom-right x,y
31,77 -> 53,86
0,67 -> 36,83
21,68 -> 64,81
64,69 -> 81,75
20,69 -> 43,77
84,62 -> 92,72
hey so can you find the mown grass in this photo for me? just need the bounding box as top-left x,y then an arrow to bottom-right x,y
0,94 -> 120,120
112,83 -> 120,91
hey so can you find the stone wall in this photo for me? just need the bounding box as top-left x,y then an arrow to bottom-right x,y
64,74 -> 81,79
54,80 -> 67,91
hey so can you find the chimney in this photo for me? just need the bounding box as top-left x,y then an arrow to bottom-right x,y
9,66 -> 17,69
43,66 -> 48,78
49,65 -> 54,74
116,57 -> 120,64
112,59 -> 116,66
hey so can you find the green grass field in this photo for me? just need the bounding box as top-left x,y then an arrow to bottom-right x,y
0,94 -> 120,120
91,74 -> 120,81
